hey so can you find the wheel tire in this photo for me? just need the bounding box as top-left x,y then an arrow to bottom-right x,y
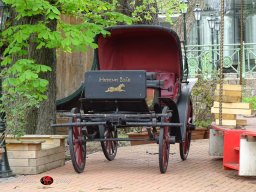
159,106 -> 170,174
68,108 -> 86,173
179,100 -> 192,160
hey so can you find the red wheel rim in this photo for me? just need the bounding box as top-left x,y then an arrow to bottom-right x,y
72,119 -> 85,167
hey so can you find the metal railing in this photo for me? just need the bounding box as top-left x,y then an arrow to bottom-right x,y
184,42 -> 256,78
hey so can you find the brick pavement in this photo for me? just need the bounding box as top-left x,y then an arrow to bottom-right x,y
1,139 -> 256,192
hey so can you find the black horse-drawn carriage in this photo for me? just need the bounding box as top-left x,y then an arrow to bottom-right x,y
53,25 -> 195,173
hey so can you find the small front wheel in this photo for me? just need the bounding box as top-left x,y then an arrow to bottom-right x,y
100,125 -> 118,161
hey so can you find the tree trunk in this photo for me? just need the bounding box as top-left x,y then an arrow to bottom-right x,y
27,19 -> 57,135
10,15 -> 57,135
35,45 -> 56,135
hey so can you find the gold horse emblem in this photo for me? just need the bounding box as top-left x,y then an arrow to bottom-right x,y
105,84 -> 126,93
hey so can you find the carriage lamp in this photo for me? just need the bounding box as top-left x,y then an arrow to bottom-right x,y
0,0 -> 14,178
208,14 -> 216,70
215,17 -> 220,68
193,4 -> 202,71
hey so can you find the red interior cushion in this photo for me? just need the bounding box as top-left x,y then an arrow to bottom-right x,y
97,27 -> 182,78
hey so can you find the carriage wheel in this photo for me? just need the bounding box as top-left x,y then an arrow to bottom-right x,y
179,100 -> 192,160
159,106 -> 171,174
100,125 -> 118,161
68,108 -> 86,173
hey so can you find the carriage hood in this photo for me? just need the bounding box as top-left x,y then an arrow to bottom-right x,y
94,25 -> 183,79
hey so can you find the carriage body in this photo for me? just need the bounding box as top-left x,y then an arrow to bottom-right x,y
54,25 -> 195,174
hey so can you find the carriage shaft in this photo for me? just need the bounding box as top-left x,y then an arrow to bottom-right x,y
60,113 -> 172,119
52,121 -> 182,128
51,122 -> 106,127
126,122 -> 182,127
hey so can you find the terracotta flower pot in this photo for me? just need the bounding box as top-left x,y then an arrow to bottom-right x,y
127,132 -> 155,146
191,128 -> 209,140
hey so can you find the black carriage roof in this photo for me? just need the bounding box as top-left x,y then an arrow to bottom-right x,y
93,25 -> 183,79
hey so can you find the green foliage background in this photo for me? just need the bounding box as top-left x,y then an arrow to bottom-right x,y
0,0 -> 184,135
0,0 -> 132,135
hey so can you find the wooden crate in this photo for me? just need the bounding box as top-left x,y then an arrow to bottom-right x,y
216,84 -> 242,91
214,119 -> 247,126
212,84 -> 252,126
6,135 -> 67,175
211,107 -> 252,116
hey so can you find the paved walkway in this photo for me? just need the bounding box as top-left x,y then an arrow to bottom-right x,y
1,139 -> 256,192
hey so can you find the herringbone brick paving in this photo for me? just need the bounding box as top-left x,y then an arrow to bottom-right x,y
1,139 -> 256,192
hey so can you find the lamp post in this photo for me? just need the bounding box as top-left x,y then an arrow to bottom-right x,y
180,0 -> 188,45
215,17 -> 220,69
0,0 -> 14,178
193,4 -> 202,71
180,0 -> 189,78
208,14 -> 216,70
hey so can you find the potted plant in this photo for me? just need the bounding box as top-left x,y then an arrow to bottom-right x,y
191,76 -> 217,139
191,120 -> 210,140
127,127 -> 155,146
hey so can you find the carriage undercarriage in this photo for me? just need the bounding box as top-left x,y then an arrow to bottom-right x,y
54,100 -> 193,173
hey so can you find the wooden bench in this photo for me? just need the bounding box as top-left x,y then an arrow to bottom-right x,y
5,135 -> 67,175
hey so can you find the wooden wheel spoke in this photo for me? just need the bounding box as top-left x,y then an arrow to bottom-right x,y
108,141 -> 112,154
76,146 -> 81,165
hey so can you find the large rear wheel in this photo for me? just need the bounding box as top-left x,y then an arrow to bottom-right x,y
179,100 -> 192,160
159,106 -> 171,173
68,108 -> 86,173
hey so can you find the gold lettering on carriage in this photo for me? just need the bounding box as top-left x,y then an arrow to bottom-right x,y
98,77 -> 131,83
99,77 -> 119,83
105,84 -> 126,93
